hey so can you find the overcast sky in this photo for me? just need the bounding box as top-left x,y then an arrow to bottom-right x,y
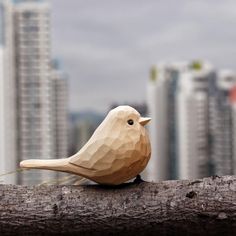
50,0 -> 236,112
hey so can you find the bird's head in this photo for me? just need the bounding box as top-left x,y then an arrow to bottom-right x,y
107,106 -> 151,130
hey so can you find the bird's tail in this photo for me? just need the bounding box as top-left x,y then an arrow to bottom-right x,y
20,159 -> 88,185
20,158 -> 69,173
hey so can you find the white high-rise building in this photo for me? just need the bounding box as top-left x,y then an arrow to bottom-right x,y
230,86 -> 236,175
146,62 -> 188,181
51,62 -> 68,160
14,1 -> 54,184
208,70 -> 236,176
147,60 -> 236,181
177,62 -> 215,179
0,0 -> 17,184
0,0 -> 69,185
146,65 -> 169,181
50,62 -> 68,184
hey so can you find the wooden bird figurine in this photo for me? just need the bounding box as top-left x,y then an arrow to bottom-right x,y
20,106 -> 151,185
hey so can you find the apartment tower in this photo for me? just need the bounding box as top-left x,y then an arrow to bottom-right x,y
14,1 -> 54,184
146,62 -> 189,181
0,0 -> 16,184
208,70 -> 236,176
176,62 -> 215,179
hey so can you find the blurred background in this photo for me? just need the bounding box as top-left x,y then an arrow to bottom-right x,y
1,0 -> 236,185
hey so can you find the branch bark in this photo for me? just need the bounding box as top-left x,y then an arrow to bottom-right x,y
0,175 -> 236,235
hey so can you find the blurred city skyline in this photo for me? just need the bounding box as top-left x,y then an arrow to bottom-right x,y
51,0 -> 236,112
1,0 -> 236,185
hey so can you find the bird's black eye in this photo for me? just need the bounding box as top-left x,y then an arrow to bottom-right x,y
127,119 -> 134,125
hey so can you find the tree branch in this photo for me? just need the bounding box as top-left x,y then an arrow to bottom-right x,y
0,175 -> 236,235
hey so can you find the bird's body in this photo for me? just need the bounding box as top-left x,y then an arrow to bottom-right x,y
20,106 -> 151,185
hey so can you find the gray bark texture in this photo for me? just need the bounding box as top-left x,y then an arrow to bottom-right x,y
0,175 -> 236,236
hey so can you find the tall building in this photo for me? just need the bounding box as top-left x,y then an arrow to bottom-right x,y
14,1 -> 54,184
0,0 -> 69,185
177,62 -> 215,179
50,62 -> 68,184
0,0 -> 17,184
146,64 -> 169,181
146,61 -> 229,181
51,62 -> 68,160
146,62 -> 189,181
147,60 -> 236,181
165,62 -> 189,179
230,86 -> 236,175
208,70 -> 236,176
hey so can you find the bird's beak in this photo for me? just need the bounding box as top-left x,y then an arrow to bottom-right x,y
139,117 -> 151,126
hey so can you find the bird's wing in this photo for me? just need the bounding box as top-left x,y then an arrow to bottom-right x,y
69,123 -> 131,171
69,138 -> 110,170
68,119 -> 112,170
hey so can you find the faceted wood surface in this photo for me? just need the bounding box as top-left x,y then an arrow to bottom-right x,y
20,106 -> 151,185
